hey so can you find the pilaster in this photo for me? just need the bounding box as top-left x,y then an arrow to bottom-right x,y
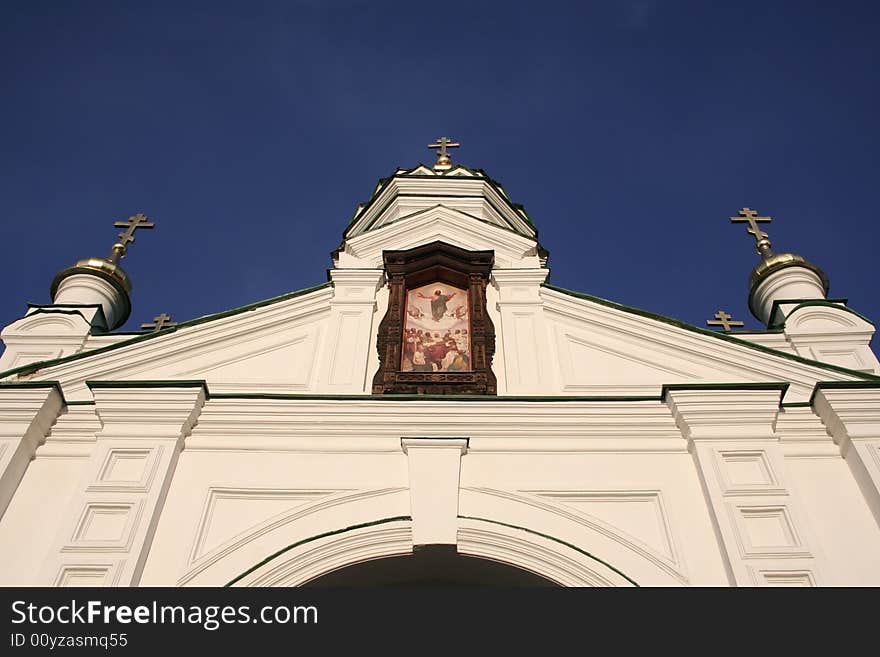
812,383 -> 880,528
666,385 -> 826,586
491,269 -> 553,394
401,437 -> 468,545
0,383 -> 64,520
39,382 -> 205,586
318,269 -> 385,393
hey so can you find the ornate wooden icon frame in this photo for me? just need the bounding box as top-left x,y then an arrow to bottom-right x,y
372,241 -> 497,395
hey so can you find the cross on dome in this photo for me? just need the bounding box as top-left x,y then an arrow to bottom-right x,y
428,136 -> 460,171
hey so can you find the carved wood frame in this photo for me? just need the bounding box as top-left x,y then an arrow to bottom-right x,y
372,241 -> 496,395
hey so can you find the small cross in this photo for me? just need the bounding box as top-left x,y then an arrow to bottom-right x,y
706,310 -> 745,332
428,136 -> 460,170
730,207 -> 772,254
108,213 -> 155,264
141,313 -> 176,331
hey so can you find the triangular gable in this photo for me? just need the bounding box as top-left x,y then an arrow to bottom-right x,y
344,205 -> 540,269
1,283 -> 334,400
343,167 -> 536,241
540,285 -> 877,402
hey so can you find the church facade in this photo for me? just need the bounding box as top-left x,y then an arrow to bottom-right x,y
2,142 -> 880,586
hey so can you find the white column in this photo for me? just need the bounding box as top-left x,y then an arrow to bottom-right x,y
491,269 -> 553,394
401,437 -> 468,546
318,269 -> 385,393
813,384 -> 880,528
0,384 -> 64,520
39,382 -> 205,586
666,386 -> 827,586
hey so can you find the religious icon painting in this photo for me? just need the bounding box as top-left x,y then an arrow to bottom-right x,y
401,282 -> 471,373
372,240 -> 496,395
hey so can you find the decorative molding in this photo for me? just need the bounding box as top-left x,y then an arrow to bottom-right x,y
189,487 -> 340,564
39,384 -> 207,586
64,500 -> 144,552
526,489 -> 684,572
178,487 -> 403,586
401,437 -> 468,545
54,561 -> 124,587
666,388 -> 825,585
86,446 -> 163,493
464,487 -> 688,584
231,521 -> 414,587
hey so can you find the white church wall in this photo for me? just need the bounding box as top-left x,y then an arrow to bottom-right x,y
0,457 -> 90,585
3,162 -> 880,588
140,449 -> 410,586
460,451 -> 730,586
782,455 -> 880,585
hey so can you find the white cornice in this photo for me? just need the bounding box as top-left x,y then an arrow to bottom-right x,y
185,398 -> 683,452
666,389 -> 783,441
813,387 -> 880,444
92,385 -> 206,441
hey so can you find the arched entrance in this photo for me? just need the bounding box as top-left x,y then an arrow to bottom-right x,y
302,545 -> 558,587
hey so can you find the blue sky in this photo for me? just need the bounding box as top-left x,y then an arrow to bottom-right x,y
2,1 -> 878,350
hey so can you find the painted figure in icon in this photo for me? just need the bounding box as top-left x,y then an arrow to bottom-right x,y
401,283 -> 471,373
417,288 -> 457,322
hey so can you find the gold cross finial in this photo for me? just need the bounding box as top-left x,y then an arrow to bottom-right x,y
706,310 -> 745,332
108,213 -> 155,265
730,207 -> 772,257
428,136 -> 460,171
141,313 -> 176,332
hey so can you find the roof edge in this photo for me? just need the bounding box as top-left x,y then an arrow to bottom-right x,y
0,282 -> 333,380
542,284 -> 880,382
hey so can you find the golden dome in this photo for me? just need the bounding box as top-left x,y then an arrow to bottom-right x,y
748,252 -> 829,297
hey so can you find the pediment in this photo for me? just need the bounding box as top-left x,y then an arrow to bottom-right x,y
345,172 -> 535,241
9,285 -> 334,401
343,205 -> 540,269
541,286 -> 871,401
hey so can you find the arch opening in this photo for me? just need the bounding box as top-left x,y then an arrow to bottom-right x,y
302,545 -> 559,587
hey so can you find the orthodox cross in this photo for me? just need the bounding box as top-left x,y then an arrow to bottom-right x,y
108,213 -> 155,264
706,310 -> 744,332
730,208 -> 772,256
141,313 -> 176,331
428,136 -> 460,170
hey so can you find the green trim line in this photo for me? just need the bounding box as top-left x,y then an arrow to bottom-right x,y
224,516 -> 412,587
768,299 -> 874,330
660,382 -> 789,403
543,283 -> 880,382
458,515 -> 639,587
18,307 -> 107,329
27,303 -> 104,309
86,379 -> 208,393
723,329 -> 785,335
65,400 -> 95,406
0,282 -> 332,380
781,401 -> 813,408
0,380 -> 66,403
208,392 -> 662,402
808,380 -> 880,406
